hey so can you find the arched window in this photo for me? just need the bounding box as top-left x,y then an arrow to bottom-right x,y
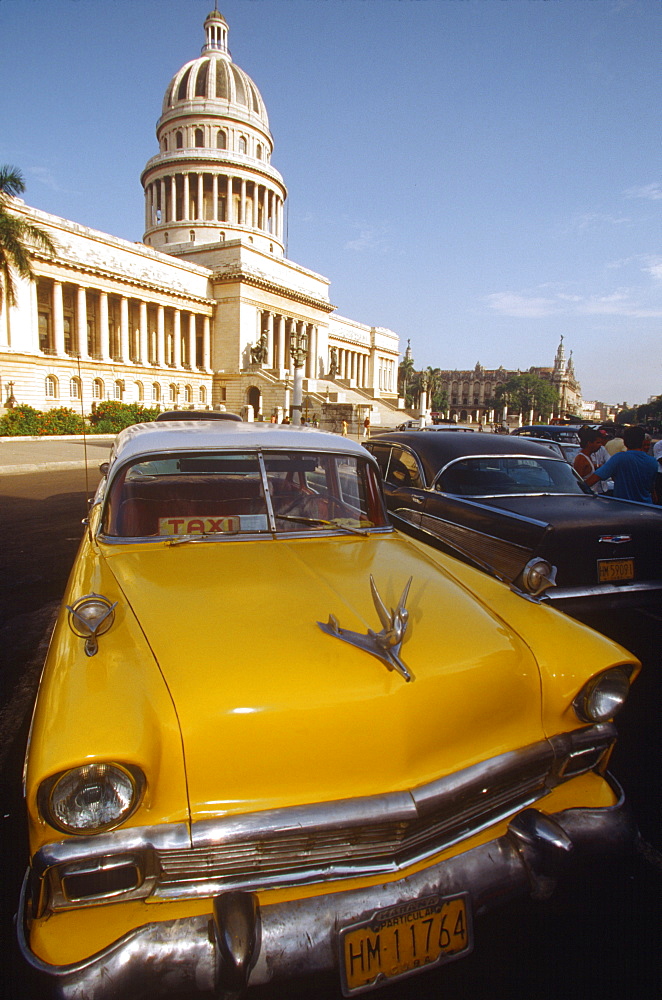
135,381 -> 144,402
183,385 -> 191,403
256,143 -> 263,160
195,128 -> 204,148
93,378 -> 104,400
238,135 -> 247,154
45,375 -> 58,399
176,131 -> 183,149
114,380 -> 124,400
152,383 -> 161,402
217,130 -> 227,150
169,383 -> 178,403
189,230 -> 195,242
69,377 -> 81,399
199,385 -> 207,405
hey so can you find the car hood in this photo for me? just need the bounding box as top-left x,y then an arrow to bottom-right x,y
102,534 -> 546,821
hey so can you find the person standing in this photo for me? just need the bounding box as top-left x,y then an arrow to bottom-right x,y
341,419 -> 348,437
583,425 -> 659,504
363,415 -> 371,439
573,427 -> 608,493
653,436 -> 662,505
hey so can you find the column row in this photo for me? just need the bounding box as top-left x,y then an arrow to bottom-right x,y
146,173 -> 284,238
333,346 -> 370,388
258,311 -> 319,379
35,277 -> 212,372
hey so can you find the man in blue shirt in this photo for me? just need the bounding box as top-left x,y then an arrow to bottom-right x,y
584,425 -> 658,504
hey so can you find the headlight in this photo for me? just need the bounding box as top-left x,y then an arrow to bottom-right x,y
573,667 -> 631,723
41,763 -> 144,835
520,558 -> 557,597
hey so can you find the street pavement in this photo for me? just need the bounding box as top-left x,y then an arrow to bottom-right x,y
0,434 -> 116,475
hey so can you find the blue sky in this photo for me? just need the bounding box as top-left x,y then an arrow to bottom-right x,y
1,0 -> 660,405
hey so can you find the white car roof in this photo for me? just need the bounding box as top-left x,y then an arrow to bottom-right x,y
108,421 -> 370,470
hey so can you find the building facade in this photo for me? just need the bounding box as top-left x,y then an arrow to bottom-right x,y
436,337 -> 582,425
1,10 -> 401,427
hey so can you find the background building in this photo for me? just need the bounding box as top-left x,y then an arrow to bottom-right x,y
0,10 -> 401,430
436,337 -> 582,425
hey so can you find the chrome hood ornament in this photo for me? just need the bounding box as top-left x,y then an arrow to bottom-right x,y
318,576 -> 414,682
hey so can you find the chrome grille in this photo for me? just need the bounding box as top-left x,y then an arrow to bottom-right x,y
153,726 -> 615,899
40,724 -> 616,909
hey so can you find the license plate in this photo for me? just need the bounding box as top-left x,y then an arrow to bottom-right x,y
598,558 -> 634,583
339,893 -> 472,995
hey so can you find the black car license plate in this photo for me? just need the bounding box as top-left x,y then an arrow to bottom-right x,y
339,893 -> 472,995
598,558 -> 634,583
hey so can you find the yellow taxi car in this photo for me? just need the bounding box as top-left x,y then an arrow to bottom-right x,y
19,422 -> 639,998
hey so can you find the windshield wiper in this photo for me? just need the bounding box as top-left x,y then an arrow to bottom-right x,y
167,532 -> 214,546
275,514 -> 370,536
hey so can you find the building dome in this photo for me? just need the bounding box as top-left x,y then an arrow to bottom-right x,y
161,10 -> 270,130
141,9 -> 286,255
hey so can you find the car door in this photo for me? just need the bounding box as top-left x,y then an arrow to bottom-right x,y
368,443 -> 428,529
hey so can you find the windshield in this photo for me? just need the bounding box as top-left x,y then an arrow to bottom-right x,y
435,456 -> 586,497
102,450 -> 388,538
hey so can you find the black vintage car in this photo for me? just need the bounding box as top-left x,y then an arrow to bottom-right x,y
364,432 -> 662,613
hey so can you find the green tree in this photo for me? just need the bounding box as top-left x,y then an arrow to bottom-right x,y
398,351 -> 416,406
0,165 -> 58,307
494,373 -> 559,421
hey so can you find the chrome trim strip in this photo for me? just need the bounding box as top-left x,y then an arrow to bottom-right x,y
546,581 -> 662,601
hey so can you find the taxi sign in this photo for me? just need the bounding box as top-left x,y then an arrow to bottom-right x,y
158,515 -> 240,535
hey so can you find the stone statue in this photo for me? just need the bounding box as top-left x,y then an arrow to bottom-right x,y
329,346 -> 338,378
251,333 -> 268,365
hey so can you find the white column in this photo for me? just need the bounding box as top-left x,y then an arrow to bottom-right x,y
241,178 -> 247,225
212,175 -> 218,222
183,174 -> 190,221
305,324 -> 314,379
173,310 -> 182,368
188,313 -> 196,369
120,296 -> 130,362
99,291 -> 110,361
197,174 -> 204,221
169,177 -> 176,221
76,286 -> 88,359
52,281 -> 65,356
252,184 -> 259,227
156,305 -> 165,368
276,315 -> 285,372
202,316 -> 211,370
226,176 -> 233,222
139,301 -> 148,365
265,312 -> 274,367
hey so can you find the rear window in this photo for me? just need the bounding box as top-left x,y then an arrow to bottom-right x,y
102,450 -> 388,538
435,457 -> 585,496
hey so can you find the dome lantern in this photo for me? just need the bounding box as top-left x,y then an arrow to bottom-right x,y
203,7 -> 228,55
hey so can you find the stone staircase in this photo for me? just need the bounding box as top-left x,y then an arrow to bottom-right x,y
216,369 -> 405,430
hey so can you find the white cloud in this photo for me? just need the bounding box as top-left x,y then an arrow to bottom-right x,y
343,226 -> 389,253
486,286 -> 662,320
27,166 -> 79,196
485,292 -> 558,318
625,183 -> 662,201
572,211 -> 631,230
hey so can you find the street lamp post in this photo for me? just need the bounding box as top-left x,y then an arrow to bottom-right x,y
289,327 -> 308,426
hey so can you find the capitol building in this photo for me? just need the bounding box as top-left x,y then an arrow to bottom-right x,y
0,9 -> 401,428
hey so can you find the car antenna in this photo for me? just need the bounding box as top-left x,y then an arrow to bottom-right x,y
76,354 -> 90,500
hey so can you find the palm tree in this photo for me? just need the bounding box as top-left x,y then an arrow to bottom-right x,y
0,165 -> 58,308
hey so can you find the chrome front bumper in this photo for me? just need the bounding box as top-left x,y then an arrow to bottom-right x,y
18,779 -> 635,1000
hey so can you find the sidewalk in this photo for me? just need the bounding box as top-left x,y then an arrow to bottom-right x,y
0,435 -> 115,476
